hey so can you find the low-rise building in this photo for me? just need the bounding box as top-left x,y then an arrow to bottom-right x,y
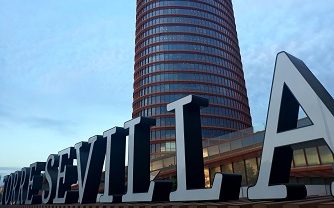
151,118 -> 334,190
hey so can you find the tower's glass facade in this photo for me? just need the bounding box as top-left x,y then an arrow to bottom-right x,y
132,0 -> 252,158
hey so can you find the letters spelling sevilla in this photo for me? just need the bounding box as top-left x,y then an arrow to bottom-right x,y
2,52 -> 334,204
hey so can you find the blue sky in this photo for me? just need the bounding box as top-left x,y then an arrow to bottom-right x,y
0,0 -> 334,168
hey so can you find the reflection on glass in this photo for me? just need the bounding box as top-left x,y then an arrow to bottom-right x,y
231,139 -> 242,150
170,142 -> 176,151
245,158 -> 258,185
151,160 -> 163,171
305,147 -> 320,165
233,161 -> 246,186
203,148 -> 208,157
318,145 -> 334,164
209,166 -> 221,185
204,168 -> 211,188
163,157 -> 175,167
160,143 -> 166,152
219,142 -> 230,153
208,145 -> 220,156
293,149 -> 307,167
221,163 -> 233,174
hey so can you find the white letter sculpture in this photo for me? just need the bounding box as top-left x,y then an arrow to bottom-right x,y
167,95 -> 242,201
122,117 -> 172,202
248,52 -> 334,200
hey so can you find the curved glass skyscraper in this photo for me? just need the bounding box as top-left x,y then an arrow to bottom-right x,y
132,0 -> 252,158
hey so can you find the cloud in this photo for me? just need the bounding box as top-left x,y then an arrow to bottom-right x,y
23,116 -> 76,134
233,0 -> 334,130
0,105 -> 76,135
0,0 -> 333,136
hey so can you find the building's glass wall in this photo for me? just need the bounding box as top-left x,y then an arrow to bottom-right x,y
305,147 -> 320,165
293,149 -> 307,167
133,0 -> 252,157
204,168 -> 211,188
233,160 -> 247,186
245,158 -> 258,185
151,129 -> 334,187
318,145 -> 334,164
221,163 -> 233,174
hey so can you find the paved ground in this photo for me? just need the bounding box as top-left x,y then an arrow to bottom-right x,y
1,197 -> 334,208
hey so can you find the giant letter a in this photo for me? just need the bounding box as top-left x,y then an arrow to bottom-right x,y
248,52 -> 334,200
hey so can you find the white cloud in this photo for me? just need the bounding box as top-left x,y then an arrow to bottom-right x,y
234,0 -> 334,130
